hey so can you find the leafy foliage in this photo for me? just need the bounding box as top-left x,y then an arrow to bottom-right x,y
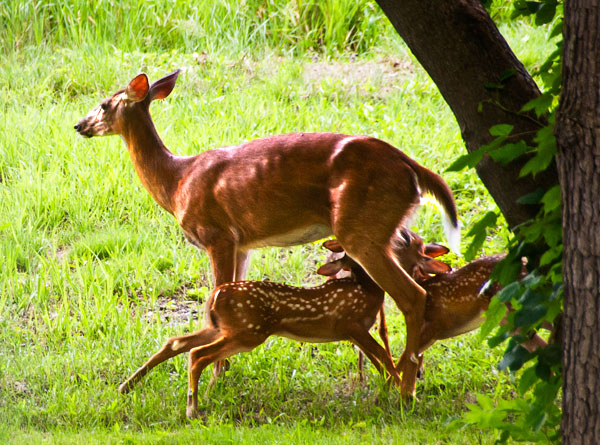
455,1 -> 564,442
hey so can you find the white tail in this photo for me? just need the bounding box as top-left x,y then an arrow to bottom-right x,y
119,240 -> 406,418
75,71 -> 460,397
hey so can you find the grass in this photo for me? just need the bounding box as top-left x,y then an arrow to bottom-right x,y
0,1 -> 555,443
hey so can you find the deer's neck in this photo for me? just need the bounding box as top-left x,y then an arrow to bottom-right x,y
121,109 -> 187,214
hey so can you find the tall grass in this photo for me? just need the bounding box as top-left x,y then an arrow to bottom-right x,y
0,0 -> 391,55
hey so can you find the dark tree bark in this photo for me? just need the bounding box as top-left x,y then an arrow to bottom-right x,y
556,2 -> 600,443
375,0 -> 558,229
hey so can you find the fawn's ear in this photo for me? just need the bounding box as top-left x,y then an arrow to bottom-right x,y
420,258 -> 451,274
424,243 -> 450,258
149,69 -> 180,101
125,74 -> 150,102
317,259 -> 343,276
322,239 -> 344,253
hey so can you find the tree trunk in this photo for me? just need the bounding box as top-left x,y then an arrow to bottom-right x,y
375,0 -> 558,228
556,2 -> 600,443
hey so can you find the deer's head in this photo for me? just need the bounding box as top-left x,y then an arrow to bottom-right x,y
74,70 -> 180,138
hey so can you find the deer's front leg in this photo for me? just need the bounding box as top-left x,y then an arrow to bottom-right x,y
206,240 -> 237,286
205,240 -> 244,384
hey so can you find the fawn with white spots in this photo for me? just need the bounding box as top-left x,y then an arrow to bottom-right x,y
75,70 -> 460,397
414,253 -> 548,375
328,236 -> 548,383
118,231 -> 450,418
323,229 -> 451,381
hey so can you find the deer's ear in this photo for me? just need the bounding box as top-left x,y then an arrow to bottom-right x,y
317,260 -> 343,277
149,69 -> 180,101
322,239 -> 344,253
420,258 -> 451,274
125,74 -> 150,102
424,243 -> 449,258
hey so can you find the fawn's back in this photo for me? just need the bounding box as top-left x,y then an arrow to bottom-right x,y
207,277 -> 383,344
420,254 -> 505,341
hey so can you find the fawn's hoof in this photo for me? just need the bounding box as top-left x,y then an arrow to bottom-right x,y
186,406 -> 199,419
118,382 -> 130,394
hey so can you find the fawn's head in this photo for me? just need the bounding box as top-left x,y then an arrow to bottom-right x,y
317,239 -> 360,278
74,70 -> 180,138
318,229 -> 451,281
390,228 -> 451,280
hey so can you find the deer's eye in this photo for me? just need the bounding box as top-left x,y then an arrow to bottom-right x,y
101,103 -> 108,111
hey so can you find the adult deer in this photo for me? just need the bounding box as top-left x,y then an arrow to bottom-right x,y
74,70 -> 460,397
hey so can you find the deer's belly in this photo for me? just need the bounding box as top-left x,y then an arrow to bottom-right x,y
243,224 -> 332,249
444,312 -> 486,338
275,330 -> 341,343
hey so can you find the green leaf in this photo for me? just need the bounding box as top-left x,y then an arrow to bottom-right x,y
517,288 -> 543,306
533,378 -> 561,406
464,211 -> 498,261
540,246 -> 562,267
496,281 -> 521,303
498,345 -> 532,371
516,188 -> 545,205
489,124 -> 514,137
488,141 -> 528,164
519,271 -> 542,290
518,221 -> 544,243
541,185 -> 561,213
488,330 -> 510,348
538,344 -> 561,368
466,211 -> 498,237
529,411 -> 547,433
511,1 -> 542,18
445,147 -> 486,172
536,361 -> 552,380
500,69 -> 516,82
535,2 -> 557,25
520,127 -> 557,177
480,297 -> 507,340
465,230 -> 487,262
518,366 -> 538,395
493,254 -> 525,285
543,223 -> 562,247
520,93 -> 553,117
514,304 -> 547,328
550,20 -> 563,38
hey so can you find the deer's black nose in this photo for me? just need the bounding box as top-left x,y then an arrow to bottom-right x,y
74,123 -> 81,131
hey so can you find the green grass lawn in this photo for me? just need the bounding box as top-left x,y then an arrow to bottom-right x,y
0,1 -> 554,443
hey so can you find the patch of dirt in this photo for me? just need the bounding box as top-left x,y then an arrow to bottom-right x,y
141,295 -> 202,327
184,53 -> 416,99
302,57 -> 415,97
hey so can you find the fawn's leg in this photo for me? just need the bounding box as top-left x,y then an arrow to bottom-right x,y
119,328 -> 220,394
346,323 -> 401,386
186,334 -> 262,418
